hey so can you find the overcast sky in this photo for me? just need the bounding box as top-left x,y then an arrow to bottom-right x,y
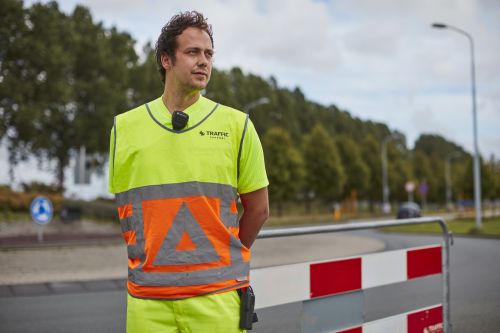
3,0 -> 500,198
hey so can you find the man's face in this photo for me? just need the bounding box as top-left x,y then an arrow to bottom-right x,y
162,27 -> 213,93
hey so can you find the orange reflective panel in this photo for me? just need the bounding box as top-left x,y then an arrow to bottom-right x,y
118,203 -> 133,219
122,230 -> 137,245
229,226 -> 239,239
241,247 -> 251,263
230,199 -> 238,214
141,196 -> 231,273
128,279 -> 248,300
176,232 -> 197,251
128,258 -> 141,270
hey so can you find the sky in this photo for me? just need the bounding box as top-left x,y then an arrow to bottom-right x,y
2,0 -> 500,199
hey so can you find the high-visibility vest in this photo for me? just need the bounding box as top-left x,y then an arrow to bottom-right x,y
110,96 -> 254,299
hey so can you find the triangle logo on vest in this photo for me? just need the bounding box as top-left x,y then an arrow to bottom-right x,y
153,202 -> 221,266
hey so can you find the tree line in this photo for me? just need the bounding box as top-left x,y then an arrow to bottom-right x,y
1,0 -> 499,213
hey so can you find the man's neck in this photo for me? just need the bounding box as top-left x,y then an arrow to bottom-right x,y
162,87 -> 201,114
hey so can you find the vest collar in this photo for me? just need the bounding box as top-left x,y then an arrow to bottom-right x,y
146,95 -> 219,134
148,95 -> 214,128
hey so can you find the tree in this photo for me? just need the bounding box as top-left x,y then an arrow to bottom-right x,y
412,134 -> 471,204
0,0 -> 24,137
386,140 -> 411,203
1,2 -> 137,190
1,2 -> 76,189
335,135 -> 370,199
412,151 -> 435,203
482,156 -> 497,201
301,124 -> 345,206
494,157 -> 500,200
461,156 -> 495,201
360,135 -> 382,210
414,134 -> 467,158
129,43 -> 162,105
71,6 -> 138,175
0,0 -> 29,180
262,127 -> 305,215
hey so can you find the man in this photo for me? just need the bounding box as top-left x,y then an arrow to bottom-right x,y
108,11 -> 269,332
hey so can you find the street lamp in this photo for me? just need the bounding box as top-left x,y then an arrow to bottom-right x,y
381,134 -> 402,214
432,22 -> 482,229
445,151 -> 461,210
243,97 -> 270,114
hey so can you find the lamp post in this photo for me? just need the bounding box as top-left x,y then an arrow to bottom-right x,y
243,97 -> 270,114
381,134 -> 401,214
445,151 -> 461,210
432,22 -> 482,229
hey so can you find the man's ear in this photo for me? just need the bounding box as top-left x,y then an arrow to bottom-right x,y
161,54 -> 172,71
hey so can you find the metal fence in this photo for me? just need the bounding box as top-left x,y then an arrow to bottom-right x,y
256,216 -> 453,333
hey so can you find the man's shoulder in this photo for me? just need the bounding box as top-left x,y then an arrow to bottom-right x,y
116,101 -> 151,123
213,100 -> 247,122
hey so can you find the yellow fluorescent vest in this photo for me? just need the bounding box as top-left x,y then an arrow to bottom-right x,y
108,96 -> 268,299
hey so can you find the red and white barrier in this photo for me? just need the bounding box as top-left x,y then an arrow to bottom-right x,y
251,244 -> 442,309
336,304 -> 443,333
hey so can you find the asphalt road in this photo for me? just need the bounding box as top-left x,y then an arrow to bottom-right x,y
0,231 -> 499,332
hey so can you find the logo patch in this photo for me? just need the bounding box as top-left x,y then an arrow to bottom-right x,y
199,130 -> 229,140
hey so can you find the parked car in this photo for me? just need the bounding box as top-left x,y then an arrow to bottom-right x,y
396,202 -> 422,219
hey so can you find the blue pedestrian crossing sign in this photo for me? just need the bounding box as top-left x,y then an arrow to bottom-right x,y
30,196 -> 53,225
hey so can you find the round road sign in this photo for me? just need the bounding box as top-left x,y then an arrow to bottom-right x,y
30,196 -> 53,225
405,181 -> 416,193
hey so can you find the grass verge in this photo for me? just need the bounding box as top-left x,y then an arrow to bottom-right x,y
266,214 -> 334,227
382,217 -> 500,237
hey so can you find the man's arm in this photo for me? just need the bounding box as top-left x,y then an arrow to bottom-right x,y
238,187 -> 269,249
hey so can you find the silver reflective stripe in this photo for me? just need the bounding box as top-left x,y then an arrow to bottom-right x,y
154,203 -> 220,265
130,261 -> 249,286
237,113 -> 250,179
229,234 -> 244,264
127,244 -> 142,259
116,181 -> 237,206
120,217 -> 133,233
131,194 -> 146,269
220,201 -> 238,228
112,117 -> 117,172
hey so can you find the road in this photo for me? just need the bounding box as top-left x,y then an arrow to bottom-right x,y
0,231 -> 499,332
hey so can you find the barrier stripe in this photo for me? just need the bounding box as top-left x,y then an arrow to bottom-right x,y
362,248 -> 406,289
251,244 -> 442,310
334,304 -> 443,333
407,304 -> 443,333
407,246 -> 442,279
310,257 -> 361,298
251,263 -> 309,309
337,328 -> 362,333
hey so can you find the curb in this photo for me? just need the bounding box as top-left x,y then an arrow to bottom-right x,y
0,278 -> 127,298
0,233 -> 123,250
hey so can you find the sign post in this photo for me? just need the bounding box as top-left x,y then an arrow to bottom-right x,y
419,182 -> 429,211
405,181 -> 416,203
30,196 -> 53,242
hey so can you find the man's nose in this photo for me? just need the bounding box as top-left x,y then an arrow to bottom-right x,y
197,54 -> 210,67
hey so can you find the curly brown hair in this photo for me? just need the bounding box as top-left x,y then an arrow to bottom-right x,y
155,11 -> 214,83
